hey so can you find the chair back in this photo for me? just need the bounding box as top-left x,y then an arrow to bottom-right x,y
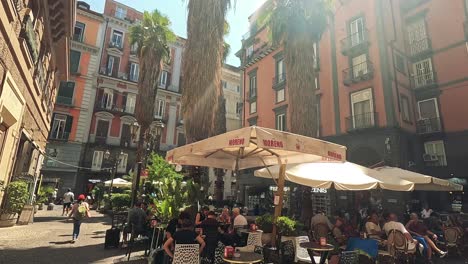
444,227 -> 460,245
313,223 -> 330,241
246,232 -> 263,247
387,229 -> 407,256
340,250 -> 359,264
173,244 -> 200,264
294,236 -> 311,263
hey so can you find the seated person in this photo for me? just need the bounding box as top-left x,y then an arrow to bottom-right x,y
406,213 -> 447,260
195,206 -> 210,227
311,210 -> 334,230
219,207 -> 231,224
382,213 -> 419,253
163,218 -> 206,259
332,217 -> 347,246
123,201 -> 148,241
232,207 -> 248,228
165,211 -> 192,241
365,212 -> 386,243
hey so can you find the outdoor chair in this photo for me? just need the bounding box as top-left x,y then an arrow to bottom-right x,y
339,250 -> 359,264
172,243 -> 200,264
125,225 -> 150,261
237,231 -> 263,252
294,236 -> 324,264
387,229 -> 415,264
444,227 -> 463,256
312,223 -> 330,242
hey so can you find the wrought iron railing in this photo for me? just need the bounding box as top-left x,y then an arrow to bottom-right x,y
343,61 -> 374,85
340,29 -> 369,54
416,117 -> 442,134
345,112 -> 378,131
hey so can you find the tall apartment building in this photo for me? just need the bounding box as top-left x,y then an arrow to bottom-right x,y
42,2 -> 105,194
236,0 -> 468,211
0,0 -> 75,204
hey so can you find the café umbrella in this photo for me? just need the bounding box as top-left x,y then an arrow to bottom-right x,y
166,126 -> 347,245
104,178 -> 132,188
254,162 -> 415,191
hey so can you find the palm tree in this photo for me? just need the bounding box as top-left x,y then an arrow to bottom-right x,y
129,10 -> 175,201
262,0 -> 330,223
181,0 -> 232,143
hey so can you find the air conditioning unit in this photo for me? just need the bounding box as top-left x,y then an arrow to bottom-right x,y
423,153 -> 438,162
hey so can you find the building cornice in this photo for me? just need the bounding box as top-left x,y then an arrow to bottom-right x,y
77,8 -> 104,21
71,41 -> 100,55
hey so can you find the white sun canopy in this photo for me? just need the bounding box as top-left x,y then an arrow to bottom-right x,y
104,178 -> 131,188
255,162 -> 415,191
166,126 -> 347,170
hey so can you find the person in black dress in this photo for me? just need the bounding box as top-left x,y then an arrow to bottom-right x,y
163,218 -> 206,259
195,206 -> 210,227
201,211 -> 221,261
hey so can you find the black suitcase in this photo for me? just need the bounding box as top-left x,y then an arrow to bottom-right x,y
104,227 -> 120,248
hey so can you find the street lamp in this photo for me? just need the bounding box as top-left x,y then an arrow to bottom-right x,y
104,149 -> 124,200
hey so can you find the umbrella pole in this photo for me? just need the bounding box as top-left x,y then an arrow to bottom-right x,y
272,163 -> 287,248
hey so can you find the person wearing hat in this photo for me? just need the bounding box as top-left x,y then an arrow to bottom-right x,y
68,194 -> 91,243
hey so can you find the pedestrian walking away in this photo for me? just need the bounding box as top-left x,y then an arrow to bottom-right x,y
68,194 -> 91,243
62,188 -> 75,216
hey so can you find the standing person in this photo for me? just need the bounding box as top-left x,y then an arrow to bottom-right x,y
122,201 -> 148,245
195,206 -> 209,227
52,189 -> 58,204
163,218 -> 206,260
68,194 -> 90,243
421,205 -> 433,219
62,188 -> 74,216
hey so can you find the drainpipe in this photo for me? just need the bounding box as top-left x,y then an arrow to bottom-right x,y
389,0 -> 401,116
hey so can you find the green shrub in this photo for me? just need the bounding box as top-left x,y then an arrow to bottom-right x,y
276,216 -> 297,236
110,193 -> 131,212
256,214 -> 274,233
2,181 -> 29,215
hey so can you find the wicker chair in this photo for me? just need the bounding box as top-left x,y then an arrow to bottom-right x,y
444,227 -> 463,256
339,250 -> 359,264
387,229 -> 416,263
173,243 -> 200,264
237,232 -> 263,252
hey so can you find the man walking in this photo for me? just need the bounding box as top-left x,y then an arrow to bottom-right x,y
62,188 -> 74,216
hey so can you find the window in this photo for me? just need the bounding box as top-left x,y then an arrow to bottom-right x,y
99,89 -> 114,110
236,85 -> 240,93
313,43 -> 319,69
236,102 -> 242,117
250,101 -> 257,114
111,30 -> 123,48
401,96 -> 411,122
412,58 -> 434,88
159,71 -> 168,88
106,55 -> 120,76
248,118 -> 257,126
126,93 -> 136,114
92,151 -> 104,171
315,76 -> 319,90
395,53 -> 405,73
316,101 -> 321,137
276,113 -> 286,131
246,45 -> 254,58
117,153 -> 128,173
155,99 -> 165,118
73,22 -> 85,42
129,63 -> 139,82
0,124 -> 7,160
407,19 -> 428,55
276,88 -> 285,103
249,75 -> 257,97
276,58 -> 285,83
351,88 -> 374,129
424,141 -> 447,166
352,54 -> 368,78
349,17 -> 365,46
115,6 -> 127,19
417,98 -> 441,133
70,50 -> 81,74
50,114 -> 72,140
56,81 -> 75,105
222,80 -> 227,89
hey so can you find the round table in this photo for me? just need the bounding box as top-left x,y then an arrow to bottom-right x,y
222,252 -> 263,264
299,242 -> 334,264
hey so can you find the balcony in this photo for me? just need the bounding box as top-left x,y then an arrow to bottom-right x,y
243,42 -> 273,66
108,41 -> 123,51
49,131 -> 70,141
416,118 -> 442,134
95,136 -> 107,145
409,37 -> 431,57
247,90 -> 257,103
56,96 -> 73,106
95,101 -> 131,115
21,15 -> 39,62
340,30 -> 370,56
72,34 -> 84,42
272,73 -> 286,89
120,137 -> 132,148
411,71 -> 437,89
345,112 -> 378,131
343,61 -> 374,86
70,65 -> 81,76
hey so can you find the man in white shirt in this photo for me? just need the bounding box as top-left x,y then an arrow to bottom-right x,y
232,207 -> 248,227
421,206 -> 433,219
383,213 -> 418,251
62,188 -> 74,216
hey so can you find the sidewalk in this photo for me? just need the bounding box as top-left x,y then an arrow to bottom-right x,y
0,206 -> 146,264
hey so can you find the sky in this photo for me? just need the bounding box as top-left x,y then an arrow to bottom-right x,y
83,0 -> 268,66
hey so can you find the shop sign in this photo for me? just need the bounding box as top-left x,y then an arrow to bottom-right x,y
312,188 -> 327,193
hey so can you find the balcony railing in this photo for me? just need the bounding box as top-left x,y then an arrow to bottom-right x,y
95,136 -> 107,145
273,73 -> 286,88
95,102 -> 129,113
56,96 -> 73,106
108,41 -> 123,50
340,30 -> 369,56
411,70 -> 436,89
409,37 -> 430,56
345,112 -> 378,131
49,131 -> 70,141
120,137 -> 132,148
244,42 -> 271,65
72,34 -> 84,42
416,117 -> 442,134
343,61 -> 374,85
21,15 -> 39,62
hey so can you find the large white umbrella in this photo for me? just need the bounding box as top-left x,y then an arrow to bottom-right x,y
374,166 -> 463,191
166,126 -> 347,244
104,178 -> 131,188
255,162 -> 415,191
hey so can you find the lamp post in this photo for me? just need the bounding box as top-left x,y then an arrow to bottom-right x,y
104,149 -> 123,200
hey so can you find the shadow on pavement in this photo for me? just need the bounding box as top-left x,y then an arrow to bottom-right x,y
49,241 -> 73,245
34,214 -> 112,226
0,244 -> 146,264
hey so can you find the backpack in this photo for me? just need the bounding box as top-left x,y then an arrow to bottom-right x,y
76,203 -> 87,220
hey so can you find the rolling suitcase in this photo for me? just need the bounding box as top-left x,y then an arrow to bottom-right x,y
104,227 -> 120,248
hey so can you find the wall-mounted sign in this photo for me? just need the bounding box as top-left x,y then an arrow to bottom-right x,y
312,188 -> 327,193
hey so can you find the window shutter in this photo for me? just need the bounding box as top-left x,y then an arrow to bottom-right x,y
122,92 -> 127,110
112,92 -> 118,108
97,89 -> 104,105
49,113 -> 57,138
65,115 -> 73,140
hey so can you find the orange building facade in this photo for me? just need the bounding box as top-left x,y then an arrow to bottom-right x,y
238,0 -> 468,211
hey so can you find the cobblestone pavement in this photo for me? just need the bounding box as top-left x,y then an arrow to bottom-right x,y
0,207 -> 146,264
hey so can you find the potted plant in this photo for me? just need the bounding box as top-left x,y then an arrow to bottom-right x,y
0,181 -> 29,228
276,216 -> 297,242
110,193 -> 131,213
256,214 -> 274,245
